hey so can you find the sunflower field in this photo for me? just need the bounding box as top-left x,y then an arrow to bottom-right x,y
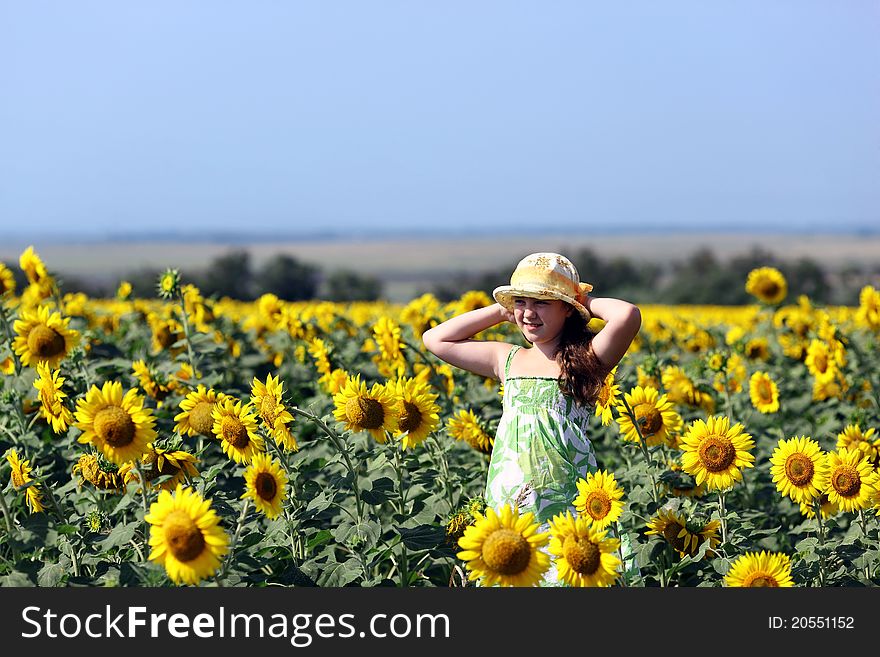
1,249 -> 880,588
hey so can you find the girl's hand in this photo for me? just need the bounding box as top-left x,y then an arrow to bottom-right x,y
497,304 -> 516,324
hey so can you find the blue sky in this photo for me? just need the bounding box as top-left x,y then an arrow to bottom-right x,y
1,0 -> 877,239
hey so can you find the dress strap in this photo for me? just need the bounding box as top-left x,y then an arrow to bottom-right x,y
503,345 -> 521,381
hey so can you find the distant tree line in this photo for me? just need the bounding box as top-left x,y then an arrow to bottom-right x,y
429,246 -> 880,306
4,245 -> 877,305
3,250 -> 383,302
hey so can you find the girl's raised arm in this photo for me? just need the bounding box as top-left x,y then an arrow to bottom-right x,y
583,296 -> 642,370
422,303 -> 514,380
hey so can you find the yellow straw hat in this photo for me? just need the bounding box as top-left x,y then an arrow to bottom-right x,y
493,253 -> 593,322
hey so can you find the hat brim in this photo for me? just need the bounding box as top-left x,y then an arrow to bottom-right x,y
493,284 -> 592,322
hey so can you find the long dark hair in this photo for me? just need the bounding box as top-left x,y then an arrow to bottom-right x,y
556,310 -> 609,407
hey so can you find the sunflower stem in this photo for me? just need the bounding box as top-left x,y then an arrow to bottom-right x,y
428,433 -> 455,513
218,498 -> 251,585
289,406 -> 365,523
620,397 -> 660,506
857,509 -> 871,581
814,498 -> 827,587
134,462 -> 152,561
717,489 -> 728,548
612,522 -> 628,587
390,438 -> 411,587
0,488 -> 19,556
174,288 -> 200,377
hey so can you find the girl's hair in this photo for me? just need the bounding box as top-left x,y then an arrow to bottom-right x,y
556,311 -> 609,407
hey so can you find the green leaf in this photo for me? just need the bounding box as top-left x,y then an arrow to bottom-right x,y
97,521 -> 139,552
306,529 -> 333,550
396,524 -> 447,551
360,477 -> 395,505
318,558 -> 363,587
37,562 -> 67,587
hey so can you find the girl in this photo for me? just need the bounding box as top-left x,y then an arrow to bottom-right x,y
422,252 -> 641,585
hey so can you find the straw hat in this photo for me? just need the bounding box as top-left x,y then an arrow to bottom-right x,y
493,253 -> 593,322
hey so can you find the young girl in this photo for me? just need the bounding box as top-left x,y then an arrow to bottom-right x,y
422,252 -> 641,585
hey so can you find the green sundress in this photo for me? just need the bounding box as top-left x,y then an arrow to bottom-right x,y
485,345 -> 599,586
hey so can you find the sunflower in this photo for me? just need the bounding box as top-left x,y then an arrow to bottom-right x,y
33,362 -> 74,434
241,452 -> 288,519
145,484 -> 229,585
212,398 -> 264,464
769,436 -> 828,505
805,339 -> 841,383
661,366 -> 702,407
446,408 -> 494,454
308,338 -> 332,376
825,449 -> 879,513
594,367 -> 620,426
749,371 -> 780,414
12,304 -> 80,369
1,356 -> 16,375
615,386 -> 683,448
372,316 -> 408,378
318,368 -> 349,395
645,509 -> 721,559
141,445 -> 200,491
156,268 -> 181,300
724,551 -> 794,587
73,453 -> 136,491
547,511 -> 620,587
799,493 -> 839,520
392,376 -> 441,450
0,262 -> 16,296
74,381 -> 158,465
175,385 -> 225,439
6,449 -> 44,513
679,415 -> 755,492
856,285 -> 880,330
131,359 -> 176,402
745,267 -> 787,305
573,470 -> 625,530
445,497 -> 487,545
250,373 -> 297,451
836,424 -> 878,466
457,504 -> 550,587
332,374 -> 399,443
19,246 -> 49,286
743,337 -> 770,361
117,280 -> 132,300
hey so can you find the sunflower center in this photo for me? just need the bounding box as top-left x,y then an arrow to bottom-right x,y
260,395 -> 278,427
562,535 -> 601,575
11,469 -> 26,487
345,397 -> 385,430
757,380 -> 773,401
633,403 -> 662,436
831,465 -> 861,498
482,528 -> 532,575
742,572 -> 778,587
27,325 -> 66,359
662,523 -> 688,553
221,415 -> 249,447
190,401 -> 216,436
398,401 -> 423,434
155,325 -> 178,349
758,281 -> 780,298
585,491 -> 611,521
814,354 -> 828,373
785,453 -> 815,487
255,472 -> 278,501
698,435 -> 736,472
163,510 -> 206,563
598,385 -> 610,407
94,406 -> 136,447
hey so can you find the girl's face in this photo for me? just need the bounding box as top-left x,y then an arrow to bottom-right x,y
512,297 -> 572,345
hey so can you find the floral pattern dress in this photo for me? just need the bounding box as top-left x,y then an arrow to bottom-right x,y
485,345 -> 599,586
